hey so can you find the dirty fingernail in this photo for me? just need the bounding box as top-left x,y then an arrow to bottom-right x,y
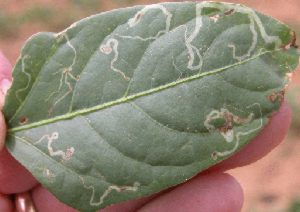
0,79 -> 11,96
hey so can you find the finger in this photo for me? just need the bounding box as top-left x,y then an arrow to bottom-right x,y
0,148 -> 38,194
31,174 -> 243,212
137,173 -> 243,212
32,186 -> 79,212
0,114 -> 6,151
0,51 -> 12,80
32,185 -> 155,212
208,101 -> 291,173
0,52 -> 38,194
0,51 -> 12,109
15,192 -> 37,212
0,193 -> 14,212
101,195 -> 154,212
0,51 -> 12,150
100,196 -> 154,212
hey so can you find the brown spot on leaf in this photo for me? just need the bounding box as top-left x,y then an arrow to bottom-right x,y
218,110 -> 252,133
219,111 -> 234,133
291,31 -> 298,48
19,116 -> 28,125
268,90 -> 285,103
224,9 -> 235,16
281,31 -> 298,49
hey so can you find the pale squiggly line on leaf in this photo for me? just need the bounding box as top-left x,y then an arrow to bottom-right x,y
117,4 -> 172,41
16,55 -> 31,103
47,33 -> 79,115
79,176 -> 140,207
100,38 -> 131,81
34,132 -> 75,161
205,102 -> 263,159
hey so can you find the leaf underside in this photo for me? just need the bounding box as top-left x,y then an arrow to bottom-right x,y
3,1 -> 299,211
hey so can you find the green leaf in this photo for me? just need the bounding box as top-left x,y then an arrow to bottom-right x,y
3,2 -> 299,211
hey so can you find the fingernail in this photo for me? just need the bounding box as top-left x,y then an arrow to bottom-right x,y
15,192 -> 37,212
0,79 -> 11,96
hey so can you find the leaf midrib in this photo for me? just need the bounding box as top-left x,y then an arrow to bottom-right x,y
8,49 -> 275,133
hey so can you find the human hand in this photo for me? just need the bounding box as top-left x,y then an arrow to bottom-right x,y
0,51 -> 291,211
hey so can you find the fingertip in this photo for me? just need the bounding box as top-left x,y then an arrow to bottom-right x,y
32,186 -> 78,212
31,185 -> 153,212
102,195 -> 154,212
138,173 -> 243,212
0,193 -> 14,212
225,173 -> 244,212
0,148 -> 38,194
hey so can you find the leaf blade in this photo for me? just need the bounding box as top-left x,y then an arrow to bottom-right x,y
3,2 -> 299,211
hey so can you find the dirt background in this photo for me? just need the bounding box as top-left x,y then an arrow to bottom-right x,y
0,0 -> 299,211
